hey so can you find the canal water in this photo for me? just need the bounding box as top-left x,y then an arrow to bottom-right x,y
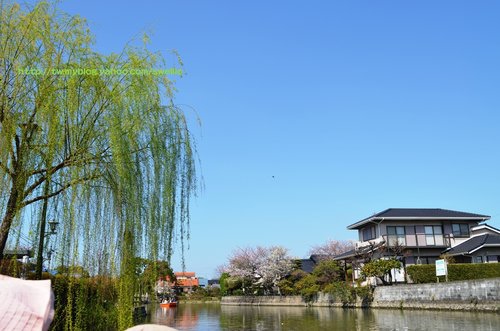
143,303 -> 500,330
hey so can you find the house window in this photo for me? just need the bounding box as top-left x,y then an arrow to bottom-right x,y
362,226 -> 376,241
387,226 -> 406,246
452,224 -> 470,237
417,256 -> 437,265
424,226 -> 444,245
426,257 -> 437,265
487,256 -> 498,263
474,256 -> 483,263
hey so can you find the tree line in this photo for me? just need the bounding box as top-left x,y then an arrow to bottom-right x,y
218,239 -> 406,298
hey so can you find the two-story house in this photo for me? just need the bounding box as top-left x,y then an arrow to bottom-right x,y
334,208 -> 498,282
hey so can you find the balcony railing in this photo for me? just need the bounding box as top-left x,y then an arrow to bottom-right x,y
382,234 -> 452,248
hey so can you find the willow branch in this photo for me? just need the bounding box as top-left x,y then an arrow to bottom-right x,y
23,158 -> 71,196
0,161 -> 12,176
28,145 -> 112,176
23,151 -> 110,197
13,134 -> 20,164
21,173 -> 100,208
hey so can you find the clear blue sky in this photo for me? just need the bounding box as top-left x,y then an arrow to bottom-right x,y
57,0 -> 500,278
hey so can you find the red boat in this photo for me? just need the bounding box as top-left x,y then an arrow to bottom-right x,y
160,299 -> 177,308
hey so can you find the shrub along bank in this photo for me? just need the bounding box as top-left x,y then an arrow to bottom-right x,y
406,263 -> 500,284
221,259 -> 374,305
222,261 -> 500,311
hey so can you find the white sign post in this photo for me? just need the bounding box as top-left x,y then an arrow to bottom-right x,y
435,259 -> 448,282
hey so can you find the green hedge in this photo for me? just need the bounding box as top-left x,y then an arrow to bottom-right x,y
407,263 -> 500,284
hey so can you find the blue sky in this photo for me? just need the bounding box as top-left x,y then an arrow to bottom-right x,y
57,1 -> 500,278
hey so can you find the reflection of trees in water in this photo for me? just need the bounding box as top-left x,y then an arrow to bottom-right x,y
219,306 -> 377,330
152,305 -> 176,326
146,304 -> 500,330
149,303 -> 221,330
220,306 -> 304,330
220,306 -> 500,331
372,309 -> 500,331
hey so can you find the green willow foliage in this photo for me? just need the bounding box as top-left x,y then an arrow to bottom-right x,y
0,1 -> 197,329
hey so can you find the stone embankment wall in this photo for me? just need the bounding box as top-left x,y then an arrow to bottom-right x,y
371,278 -> 499,311
221,278 -> 500,311
222,293 -> 352,307
222,295 -> 306,306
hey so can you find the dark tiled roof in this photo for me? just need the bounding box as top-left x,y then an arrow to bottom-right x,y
471,224 -> 500,234
373,208 -> 490,218
310,254 -> 328,263
299,259 -> 316,273
445,234 -> 500,256
333,248 -> 357,260
333,240 -> 386,261
3,249 -> 33,258
348,208 -> 490,229
298,255 -> 333,273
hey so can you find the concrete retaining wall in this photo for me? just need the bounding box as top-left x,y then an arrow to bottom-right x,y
221,278 -> 500,311
221,295 -> 306,306
221,292 -> 347,307
371,278 -> 500,311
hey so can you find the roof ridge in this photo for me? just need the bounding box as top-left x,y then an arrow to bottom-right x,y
483,234 -> 489,245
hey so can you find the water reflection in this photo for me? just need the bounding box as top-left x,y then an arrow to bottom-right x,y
371,309 -> 500,331
146,303 -> 220,331
219,306 -> 378,331
146,303 -> 500,331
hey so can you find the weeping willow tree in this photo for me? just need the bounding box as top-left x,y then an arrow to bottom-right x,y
0,1 -> 197,329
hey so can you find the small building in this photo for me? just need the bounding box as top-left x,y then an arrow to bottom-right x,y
208,279 -> 220,288
174,272 -> 199,293
444,224 -> 500,263
3,249 -> 33,259
298,254 -> 327,273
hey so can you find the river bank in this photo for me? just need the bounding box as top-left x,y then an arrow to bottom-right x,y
178,297 -> 221,303
221,278 -> 500,312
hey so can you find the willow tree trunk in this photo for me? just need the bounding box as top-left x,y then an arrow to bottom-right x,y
0,180 -> 21,261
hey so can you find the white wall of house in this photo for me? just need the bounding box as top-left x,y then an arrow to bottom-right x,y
389,265 -> 405,282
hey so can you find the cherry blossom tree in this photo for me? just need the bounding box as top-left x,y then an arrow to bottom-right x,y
226,246 -> 293,294
257,246 -> 293,294
226,246 -> 266,280
309,239 -> 355,259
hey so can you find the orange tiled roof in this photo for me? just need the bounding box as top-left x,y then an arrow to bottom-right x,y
175,272 -> 196,278
176,278 -> 199,287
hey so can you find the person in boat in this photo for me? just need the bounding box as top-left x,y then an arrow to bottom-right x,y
161,296 -> 176,304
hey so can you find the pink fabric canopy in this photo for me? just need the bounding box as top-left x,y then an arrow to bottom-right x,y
0,274 -> 54,331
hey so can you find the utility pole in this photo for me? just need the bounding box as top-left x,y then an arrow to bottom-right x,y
36,180 -> 50,279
